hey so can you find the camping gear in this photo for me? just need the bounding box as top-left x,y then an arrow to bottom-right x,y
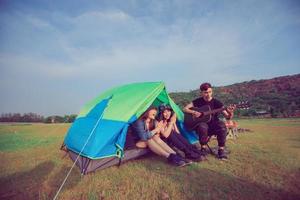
62,82 -> 197,174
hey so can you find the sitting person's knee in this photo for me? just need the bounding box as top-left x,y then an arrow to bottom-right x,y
217,121 -> 227,129
152,134 -> 161,142
136,140 -> 148,148
197,124 -> 208,134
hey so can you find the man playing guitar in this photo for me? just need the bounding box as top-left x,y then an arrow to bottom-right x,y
183,83 -> 236,160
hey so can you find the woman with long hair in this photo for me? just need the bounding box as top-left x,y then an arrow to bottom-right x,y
157,104 -> 204,161
131,106 -> 188,167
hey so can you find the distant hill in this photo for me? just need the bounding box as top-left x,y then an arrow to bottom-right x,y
169,74 -> 300,117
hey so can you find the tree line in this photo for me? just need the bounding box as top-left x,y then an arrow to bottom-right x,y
0,113 -> 77,123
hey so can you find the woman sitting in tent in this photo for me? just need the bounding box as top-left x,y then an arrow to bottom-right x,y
131,106 -> 189,167
157,104 -> 204,162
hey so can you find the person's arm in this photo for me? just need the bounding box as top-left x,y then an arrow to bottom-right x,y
174,122 -> 180,134
183,102 -> 202,117
170,113 -> 180,134
132,120 -> 155,141
151,121 -> 164,136
222,105 -> 235,119
160,114 -> 176,137
160,122 -> 173,138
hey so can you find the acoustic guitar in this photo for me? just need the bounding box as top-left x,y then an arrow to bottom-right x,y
184,102 -> 251,131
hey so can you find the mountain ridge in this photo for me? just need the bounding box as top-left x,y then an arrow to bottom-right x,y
169,73 -> 300,117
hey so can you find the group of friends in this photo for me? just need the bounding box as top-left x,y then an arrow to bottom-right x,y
131,82 -> 236,167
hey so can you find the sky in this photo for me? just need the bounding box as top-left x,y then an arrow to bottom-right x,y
0,0 -> 300,116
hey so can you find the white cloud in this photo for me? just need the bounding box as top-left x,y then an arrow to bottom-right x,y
26,15 -> 54,29
1,1 -> 299,115
1,7 -> 243,86
74,10 -> 131,22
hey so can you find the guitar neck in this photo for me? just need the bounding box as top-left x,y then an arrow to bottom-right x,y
203,107 -> 226,116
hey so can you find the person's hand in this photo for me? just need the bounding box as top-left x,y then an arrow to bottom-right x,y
170,113 -> 177,124
162,121 -> 168,127
156,121 -> 165,130
227,104 -> 236,114
192,111 -> 202,118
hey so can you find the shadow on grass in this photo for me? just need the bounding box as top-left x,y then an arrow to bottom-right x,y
47,165 -> 81,199
0,162 -> 81,200
287,137 -> 300,148
177,167 -> 300,200
0,161 -> 55,200
143,163 -> 300,200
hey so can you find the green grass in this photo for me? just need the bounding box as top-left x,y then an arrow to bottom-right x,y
0,131 -> 57,152
0,124 -> 64,151
0,119 -> 300,200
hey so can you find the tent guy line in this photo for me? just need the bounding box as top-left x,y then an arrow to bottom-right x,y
53,99 -> 110,200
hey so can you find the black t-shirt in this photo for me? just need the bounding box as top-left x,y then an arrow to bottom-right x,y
192,97 -> 224,123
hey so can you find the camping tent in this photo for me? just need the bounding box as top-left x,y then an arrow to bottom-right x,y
63,82 -> 198,174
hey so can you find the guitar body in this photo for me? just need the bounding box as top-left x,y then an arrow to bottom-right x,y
184,105 -> 212,131
183,101 -> 251,131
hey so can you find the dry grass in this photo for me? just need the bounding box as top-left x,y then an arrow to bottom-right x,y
0,119 -> 300,200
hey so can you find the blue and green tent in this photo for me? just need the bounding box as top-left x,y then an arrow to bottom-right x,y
63,82 -> 197,174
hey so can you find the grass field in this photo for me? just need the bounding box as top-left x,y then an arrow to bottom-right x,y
0,118 -> 300,200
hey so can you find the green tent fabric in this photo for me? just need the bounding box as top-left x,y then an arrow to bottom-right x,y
76,81 -> 185,121
63,82 -> 198,173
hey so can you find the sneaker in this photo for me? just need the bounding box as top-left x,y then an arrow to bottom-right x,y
167,154 -> 187,167
192,149 -> 202,155
218,149 -> 228,160
174,154 -> 193,166
189,146 -> 202,155
186,153 -> 205,162
183,158 -> 194,165
195,155 -> 207,162
200,148 -> 210,157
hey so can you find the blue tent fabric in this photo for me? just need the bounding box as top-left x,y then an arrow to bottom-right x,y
64,83 -> 198,161
64,96 -> 130,159
177,122 -> 199,144
65,118 -> 128,159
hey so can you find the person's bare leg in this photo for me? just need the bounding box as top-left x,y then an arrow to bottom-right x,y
147,138 -> 170,158
152,135 -> 176,154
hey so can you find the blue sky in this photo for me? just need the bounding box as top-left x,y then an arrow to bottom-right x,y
0,0 -> 300,116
